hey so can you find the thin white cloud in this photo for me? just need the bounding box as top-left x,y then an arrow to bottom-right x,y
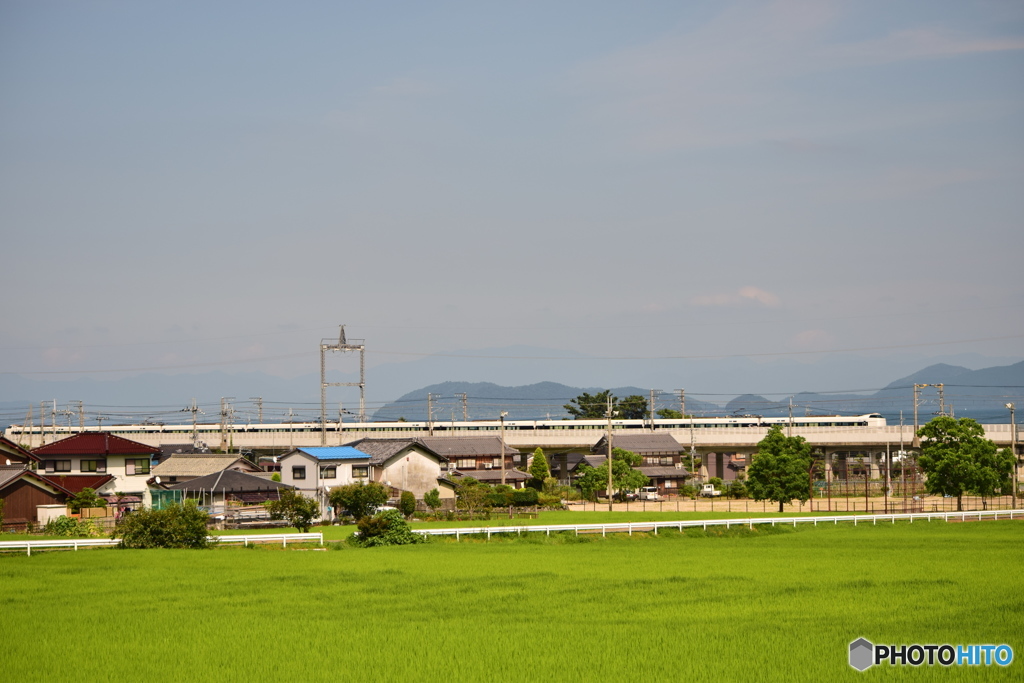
692,286 -> 780,307
566,1 -> 1024,153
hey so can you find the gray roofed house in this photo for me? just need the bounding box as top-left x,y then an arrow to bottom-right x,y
164,469 -> 293,504
591,433 -> 683,455
151,454 -> 264,484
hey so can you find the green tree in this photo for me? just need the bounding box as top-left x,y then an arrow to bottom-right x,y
423,488 -> 442,515
617,395 -> 650,420
264,489 -> 320,533
656,408 -> 682,419
564,390 -> 614,419
399,490 -> 417,518
575,448 -> 648,501
917,416 -> 1014,511
68,487 -> 106,513
746,426 -> 813,512
328,481 -> 389,521
454,476 -> 492,514
529,448 -> 550,481
115,500 -> 211,549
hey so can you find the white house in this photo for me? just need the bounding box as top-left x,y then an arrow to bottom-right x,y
278,439 -> 456,509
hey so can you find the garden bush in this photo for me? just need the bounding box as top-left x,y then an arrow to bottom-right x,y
115,500 -> 212,549
349,509 -> 426,548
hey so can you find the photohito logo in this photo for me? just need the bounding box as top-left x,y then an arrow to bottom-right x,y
849,638 -> 1013,671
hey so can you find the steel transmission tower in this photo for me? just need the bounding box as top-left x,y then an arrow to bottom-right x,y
320,325 -> 366,445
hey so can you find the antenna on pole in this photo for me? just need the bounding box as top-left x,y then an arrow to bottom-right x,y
320,324 -> 366,446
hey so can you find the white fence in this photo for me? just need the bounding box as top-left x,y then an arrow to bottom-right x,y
414,509 -> 1024,540
0,532 -> 323,556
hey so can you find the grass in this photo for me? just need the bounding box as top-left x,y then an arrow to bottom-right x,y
1,519 -> 1021,682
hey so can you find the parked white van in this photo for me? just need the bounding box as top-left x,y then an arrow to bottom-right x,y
639,486 -> 661,501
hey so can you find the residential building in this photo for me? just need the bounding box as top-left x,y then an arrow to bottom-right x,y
32,432 -> 161,495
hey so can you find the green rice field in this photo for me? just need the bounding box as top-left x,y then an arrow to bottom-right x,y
2,520 -> 1021,682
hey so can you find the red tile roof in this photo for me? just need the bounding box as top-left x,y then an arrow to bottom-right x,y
32,432 -> 160,456
41,474 -> 115,494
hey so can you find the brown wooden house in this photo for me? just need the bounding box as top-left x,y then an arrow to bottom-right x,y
0,466 -> 73,531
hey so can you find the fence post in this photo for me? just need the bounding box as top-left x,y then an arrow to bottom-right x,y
283,537 -> 287,548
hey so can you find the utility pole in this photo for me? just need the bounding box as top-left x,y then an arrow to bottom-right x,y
70,400 -> 84,431
456,393 -> 468,421
39,402 -> 47,445
182,399 -> 202,451
606,395 -> 614,512
23,405 -> 33,449
219,397 -> 234,453
320,325 -> 367,445
788,397 -> 794,437
288,408 -> 295,450
1008,403 -> 1017,508
499,411 -> 508,486
649,389 -> 657,432
427,393 -> 435,436
251,397 -> 263,424
679,389 -> 686,418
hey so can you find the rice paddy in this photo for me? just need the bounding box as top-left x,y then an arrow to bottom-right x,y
1,520 -> 1021,682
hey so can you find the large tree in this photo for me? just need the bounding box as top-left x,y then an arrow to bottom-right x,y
328,481 -> 389,521
575,448 -> 648,501
617,395 -> 650,420
529,447 -> 550,481
746,426 -> 813,512
917,416 -> 1013,511
564,390 -> 614,419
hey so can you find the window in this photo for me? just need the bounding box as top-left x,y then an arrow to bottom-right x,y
44,460 -> 71,473
81,459 -> 107,473
125,459 -> 151,475
352,466 -> 368,478
665,480 -> 677,488
456,458 -> 475,470
292,466 -> 306,480
320,466 -> 336,479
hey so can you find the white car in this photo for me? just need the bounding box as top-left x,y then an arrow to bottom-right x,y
639,486 -> 661,501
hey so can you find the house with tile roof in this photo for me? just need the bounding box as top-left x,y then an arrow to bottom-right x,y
150,454 -> 263,485
32,432 -> 162,496
0,465 -> 73,530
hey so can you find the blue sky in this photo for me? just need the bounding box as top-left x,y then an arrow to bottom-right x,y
1,0 -> 1022,385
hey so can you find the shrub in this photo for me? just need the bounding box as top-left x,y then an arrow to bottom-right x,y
115,501 -> 212,549
537,493 -> 564,508
399,491 -> 416,518
44,515 -> 81,537
350,509 -> 425,548
265,490 -> 320,533
512,488 -> 538,506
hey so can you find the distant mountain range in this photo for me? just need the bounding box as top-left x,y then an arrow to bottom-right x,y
724,361 -> 1024,424
1,347 -> 1021,425
375,361 -> 1024,423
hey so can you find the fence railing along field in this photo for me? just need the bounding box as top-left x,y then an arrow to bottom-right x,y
0,532 -> 324,556
414,509 -> 1024,540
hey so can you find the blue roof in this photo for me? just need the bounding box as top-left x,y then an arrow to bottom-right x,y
296,446 -> 370,461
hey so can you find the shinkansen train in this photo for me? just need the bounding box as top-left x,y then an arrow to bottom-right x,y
5,413 -> 888,443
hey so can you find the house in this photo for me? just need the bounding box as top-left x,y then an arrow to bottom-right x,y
418,436 -> 522,471
450,467 -> 531,488
163,469 -> 294,505
150,454 -> 264,485
278,439 -> 456,505
0,465 -> 73,531
591,434 -> 692,494
0,436 -> 38,467
32,432 -> 162,496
